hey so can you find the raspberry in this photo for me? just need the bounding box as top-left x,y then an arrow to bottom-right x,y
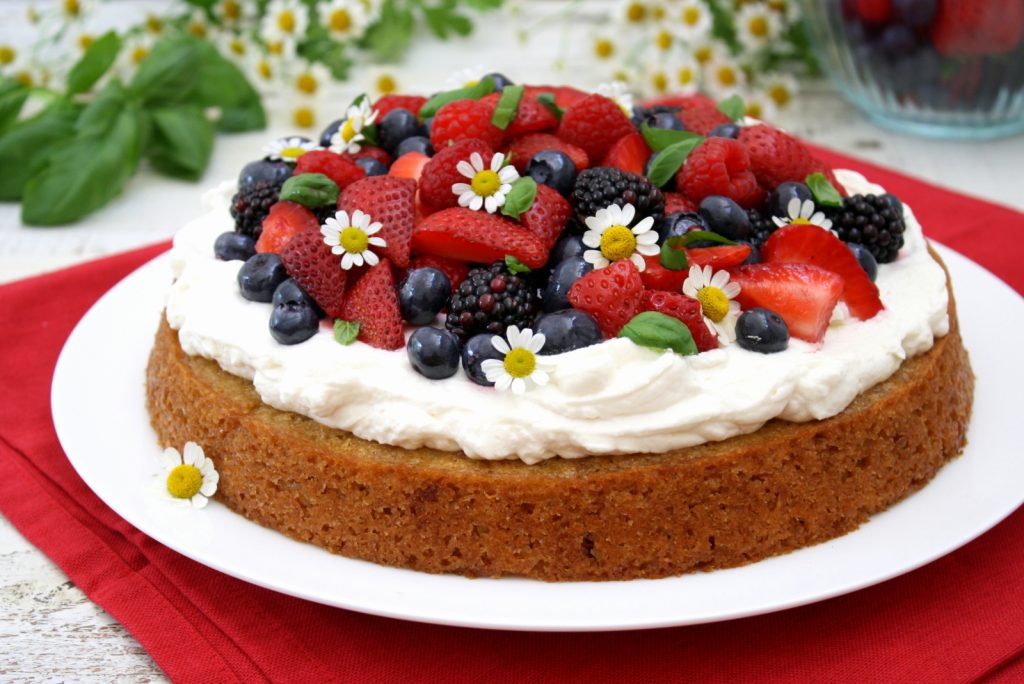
294,150 -> 365,190
430,99 -> 506,150
556,93 -> 636,162
418,139 -> 494,211
663,191 -> 697,215
445,261 -> 539,339
677,106 -> 731,136
373,94 -> 427,119
677,137 -> 765,209
738,125 -> 814,191
279,230 -> 348,318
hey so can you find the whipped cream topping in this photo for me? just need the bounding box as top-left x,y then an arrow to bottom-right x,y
166,171 -> 950,464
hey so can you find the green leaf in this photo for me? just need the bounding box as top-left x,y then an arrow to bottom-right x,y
618,311 -> 698,356
193,41 -> 265,132
334,319 -> 360,345
76,79 -> 129,138
717,94 -> 745,121
805,172 -> 843,208
419,76 -> 495,118
500,176 -> 537,220
363,0 -> 414,61
504,255 -> 531,274
646,137 -> 704,188
0,80 -> 29,134
145,105 -> 214,180
465,0 -> 503,9
279,173 -> 340,208
677,230 -> 737,247
129,36 -> 202,105
491,84 -> 524,130
0,100 -> 79,201
660,236 -> 689,271
66,31 -> 121,96
536,92 -> 564,119
640,123 -> 703,152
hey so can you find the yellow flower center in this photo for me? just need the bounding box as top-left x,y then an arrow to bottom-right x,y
278,9 -> 296,32
293,106 -> 315,128
188,21 -> 207,38
678,66 -> 695,85
0,46 -> 15,65
768,84 -> 791,107
340,118 -> 358,143
594,38 -> 614,59
281,146 -> 307,159
340,226 -> 369,253
652,4 -> 665,19
683,6 -> 700,25
626,2 -> 646,22
167,464 -> 203,499
749,15 -> 769,37
656,30 -> 672,50
463,79 -> 479,88
28,7 -> 40,24
223,0 -> 241,20
600,225 -> 637,262
132,46 -> 149,64
717,65 -> 737,86
791,217 -> 813,225
268,40 -> 285,55
651,71 -> 668,93
377,74 -> 397,94
471,169 -> 502,197
258,59 -> 273,79
746,101 -> 763,118
330,9 -> 352,31
15,71 -> 34,88
296,72 -> 318,94
695,45 -> 712,64
697,287 -> 730,322
503,348 -> 536,379
78,34 -> 95,51
146,15 -> 163,33
64,0 -> 80,17
228,38 -> 246,56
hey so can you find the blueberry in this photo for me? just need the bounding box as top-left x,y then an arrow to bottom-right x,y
656,211 -> 707,243
736,308 -> 789,354
484,72 -> 514,90
699,196 -> 751,241
420,116 -> 434,138
893,0 -> 937,28
394,135 -> 433,157
848,243 -> 878,282
238,159 -> 292,190
526,150 -> 577,197
542,257 -> 593,313
549,233 -> 586,264
709,123 -> 742,139
736,239 -> 761,265
319,119 -> 343,148
766,182 -> 813,220
238,253 -> 287,302
214,232 -> 256,261
461,333 -> 503,386
407,327 -> 461,379
643,111 -> 684,131
355,157 -> 388,177
269,301 -> 320,344
273,278 -> 322,315
399,267 -> 452,325
879,24 -> 918,58
535,310 -> 602,354
378,108 -> 420,154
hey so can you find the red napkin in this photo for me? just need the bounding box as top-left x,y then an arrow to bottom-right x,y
1,151 -> 1023,684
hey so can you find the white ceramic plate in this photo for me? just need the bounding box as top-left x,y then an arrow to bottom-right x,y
52,244 -> 1024,632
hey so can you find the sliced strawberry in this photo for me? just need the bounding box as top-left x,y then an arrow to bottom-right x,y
294,150 -> 365,190
600,132 -> 651,175
411,207 -> 548,269
556,93 -> 636,162
507,134 -> 589,173
418,139 -> 494,212
279,230 -> 347,318
566,260 -> 644,338
686,244 -> 752,270
340,260 -> 406,350
640,93 -> 717,110
641,290 -> 719,352
337,176 -> 417,268
482,92 -> 558,136
373,94 -> 427,119
389,151 -> 430,181
409,254 -> 469,292
640,254 -> 688,292
663,191 -> 697,215
519,184 -> 572,250
731,263 -> 843,343
255,202 -> 320,254
524,85 -> 588,109
761,223 -> 883,320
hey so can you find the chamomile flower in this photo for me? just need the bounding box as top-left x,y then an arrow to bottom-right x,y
263,136 -> 318,162
672,0 -> 712,41
185,8 -> 211,38
595,81 -> 634,117
159,442 -> 218,509
329,99 -> 378,155
319,0 -> 370,41
481,326 -> 556,394
592,33 -> 619,60
689,37 -> 725,67
646,65 -> 671,95
123,33 -> 154,68
653,27 -> 674,52
705,56 -> 746,97
58,0 -> 93,22
683,264 -> 741,344
582,203 -> 659,271
0,44 -> 20,73
445,65 -> 487,90
214,0 -> 254,28
262,0 -> 309,43
69,28 -> 97,55
742,88 -> 777,120
772,197 -> 834,231
763,71 -> 798,109
736,2 -> 782,50
293,61 -> 330,96
371,70 -> 399,95
215,30 -> 253,61
452,152 -> 519,214
619,0 -> 649,24
321,210 -> 387,269
672,54 -> 701,93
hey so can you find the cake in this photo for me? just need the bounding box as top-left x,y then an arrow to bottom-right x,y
146,79 -> 974,581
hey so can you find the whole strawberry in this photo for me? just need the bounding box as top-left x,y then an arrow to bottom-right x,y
418,139 -> 494,211
280,229 -> 348,318
340,260 -> 406,350
737,125 -> 814,191
430,99 -> 506,150
295,150 -> 365,191
337,176 -> 418,268
567,260 -> 644,338
557,93 -> 636,162
677,137 -> 765,209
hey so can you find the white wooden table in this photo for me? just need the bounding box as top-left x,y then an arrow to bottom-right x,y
2,4 -> 1024,680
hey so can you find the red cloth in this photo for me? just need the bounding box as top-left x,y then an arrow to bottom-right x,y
1,150 -> 1023,684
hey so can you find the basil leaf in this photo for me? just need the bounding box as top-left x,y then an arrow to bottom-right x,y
718,94 -> 745,121
0,80 -> 29,134
536,92 -> 564,119
419,76 -> 494,118
280,173 -> 340,208
618,311 -> 698,356
66,31 -> 121,96
640,123 -> 702,152
677,230 -> 736,247
500,176 -> 537,220
504,255 -> 531,274
647,137 -> 704,188
129,36 -> 202,105
145,105 -> 214,180
76,79 -> 128,137
193,41 -> 265,132
334,319 -> 360,345
491,84 -> 524,130
805,172 -> 843,208
660,236 -> 689,270
363,0 -> 414,61
0,100 -> 79,200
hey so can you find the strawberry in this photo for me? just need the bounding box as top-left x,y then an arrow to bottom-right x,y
430,99 -> 506,150
337,176 -> 418,268
373,94 -> 427,119
409,254 -> 469,292
600,132 -> 652,175
856,0 -> 891,23
760,223 -> 884,320
507,134 -> 589,173
686,244 -> 752,270
566,260 -> 644,338
418,139 -> 494,211
411,207 -> 548,268
279,230 -> 347,318
524,85 -> 588,109
676,106 -> 731,136
556,94 -> 636,162
344,145 -> 392,168
678,137 -> 765,208
932,0 -> 1024,56
389,151 -> 430,181
641,290 -> 719,352
255,201 -> 320,254
663,191 -> 697,215
294,150 -> 365,191
731,263 -> 843,343
805,159 -> 848,198
519,183 -> 573,250
340,260 -> 406,350
738,125 -> 815,192
640,254 -> 689,292
639,93 -> 717,110
481,92 -> 558,136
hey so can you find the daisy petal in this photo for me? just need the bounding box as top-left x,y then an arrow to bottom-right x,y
470,195 -> 483,211
491,336 -> 510,354
481,359 -> 505,378
368,237 -> 387,247
341,252 -> 355,269
636,242 -> 660,256
631,215 -> 653,234
506,326 -> 523,349
364,250 -> 379,266
484,195 -> 497,213
498,167 -> 519,183
772,216 -> 787,228
452,183 -> 472,195
636,231 -> 659,245
456,161 -> 476,179
630,253 -> 647,271
531,369 -> 549,385
469,152 -> 484,171
510,377 -> 526,395
620,203 -> 636,226
490,153 -> 505,171
496,373 -> 515,392
800,199 -> 814,219
527,333 -> 546,353
787,197 -> 801,220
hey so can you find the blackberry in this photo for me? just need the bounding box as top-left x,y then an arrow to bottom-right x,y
571,167 -> 665,226
747,207 -> 777,248
830,194 -> 906,263
229,179 -> 282,238
445,261 -> 539,339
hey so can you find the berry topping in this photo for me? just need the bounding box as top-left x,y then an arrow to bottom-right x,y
534,310 -> 603,354
269,296 -> 321,345
571,166 -> 665,227
378,108 -> 422,154
214,232 -> 256,262
526,150 -> 577,197
409,254 -> 468,292
708,123 -> 741,139
549,233 -> 587,264
829,194 -> 906,263
746,207 -> 777,248
279,229 -> 349,318
373,94 -> 428,119
294,150 -> 364,191
848,242 -> 879,282
238,253 -> 288,303
230,180 -> 283,238
389,151 -> 431,181
519,183 -> 574,250
556,93 -> 636,161
686,244 -> 753,270
662,192 -> 698,215
640,290 -> 719,352
566,259 -> 645,338
600,132 -> 652,176
481,91 -> 558,136
543,256 -> 594,313
412,207 -> 548,269
731,263 -> 843,343
272,278 -> 322,315
461,333 -> 504,386
340,260 -> 406,350
698,195 -> 752,241
419,139 -> 495,211
639,253 -> 688,292
675,103 -> 732,135
238,159 -> 292,191
355,157 -> 388,177
508,133 -> 590,174
394,136 -> 434,158
255,201 -> 320,254
399,267 -> 452,325
737,124 -> 815,192
445,261 -> 539,340
337,175 -> 418,268
735,308 -> 790,354
430,98 -> 506,150
407,327 -> 461,379
678,137 -> 765,209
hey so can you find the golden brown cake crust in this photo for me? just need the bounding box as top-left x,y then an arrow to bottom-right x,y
145,253 -> 974,581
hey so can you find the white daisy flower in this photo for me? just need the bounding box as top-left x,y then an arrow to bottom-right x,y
365,67 -> 400,96
683,265 -> 742,345
672,54 -> 701,94
263,136 -> 318,162
742,88 -> 778,121
652,27 -> 674,52
292,61 -> 330,96
214,0 -> 254,27
159,442 -> 218,509
452,152 -> 519,214
214,29 -> 253,61
481,326 -> 557,395
772,197 -> 834,231
445,64 -> 487,90
329,99 -> 378,155
582,203 -> 659,271
705,56 -> 747,97
592,33 -> 619,60
319,0 -> 370,41
736,2 -> 782,50
689,37 -> 726,68
0,44 -> 19,73
321,209 -> 387,269
595,81 -> 634,117
58,0 -> 94,22
618,0 -> 649,24
262,0 -> 309,43
763,71 -> 799,109
185,8 -> 211,38
673,0 -> 712,41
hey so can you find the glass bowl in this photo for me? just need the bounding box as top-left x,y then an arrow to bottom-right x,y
799,0 -> 1024,139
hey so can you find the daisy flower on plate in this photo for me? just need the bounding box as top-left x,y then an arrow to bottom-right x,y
482,326 -> 556,395
735,1 -> 782,50
672,54 -> 701,94
321,209 -> 387,269
672,0 -> 712,41
263,136 -> 318,163
329,98 -> 378,155
452,152 -> 519,213
772,197 -> 834,231
318,0 -> 370,42
582,203 -> 659,271
741,88 -> 777,121
595,81 -> 634,117
159,442 -> 218,509
764,71 -> 799,110
683,264 -> 742,344
705,55 -> 747,98
262,0 -> 309,43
